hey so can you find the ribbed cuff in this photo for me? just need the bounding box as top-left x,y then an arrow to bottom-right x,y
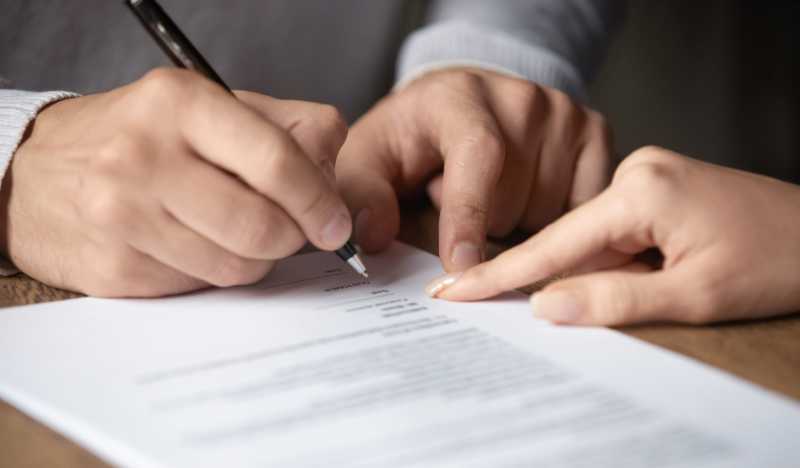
0,90 -> 78,185
0,90 -> 78,276
396,21 -> 586,101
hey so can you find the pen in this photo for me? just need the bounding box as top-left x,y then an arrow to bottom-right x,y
125,0 -> 368,278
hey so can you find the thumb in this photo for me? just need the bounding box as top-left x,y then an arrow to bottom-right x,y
530,267 -> 696,326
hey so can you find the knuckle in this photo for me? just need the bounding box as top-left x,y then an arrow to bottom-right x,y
230,208 -> 305,259
82,183 -> 130,229
576,124 -> 614,190
634,164 -> 678,194
512,80 -> 542,104
209,256 -> 270,287
230,213 -> 274,257
614,154 -> 684,208
449,197 -> 490,224
291,104 -> 349,160
313,104 -> 348,142
585,110 -> 611,139
600,190 -> 652,240
93,134 -> 149,175
137,68 -> 194,100
532,249 -> 566,278
546,86 -> 575,110
275,231 -> 307,257
299,186 -> 335,221
538,86 -> 580,124
254,136 -> 296,189
557,105 -> 589,149
420,71 -> 482,102
455,125 -> 505,162
590,109 -> 610,128
618,146 -> 676,173
127,69 -> 203,124
604,192 -> 639,225
208,255 -> 251,287
567,99 -> 588,127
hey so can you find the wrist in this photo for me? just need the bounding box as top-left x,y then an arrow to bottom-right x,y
0,92 -> 78,264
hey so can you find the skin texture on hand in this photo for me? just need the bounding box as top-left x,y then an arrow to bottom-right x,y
3,68 -> 351,297
336,68 -> 612,273
427,147 -> 800,326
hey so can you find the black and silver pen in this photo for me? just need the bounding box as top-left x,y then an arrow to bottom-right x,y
125,0 -> 368,278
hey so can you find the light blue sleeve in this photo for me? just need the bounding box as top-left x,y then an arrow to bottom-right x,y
396,0 -> 625,100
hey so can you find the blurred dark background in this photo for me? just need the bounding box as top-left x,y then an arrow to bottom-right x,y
2,1 -> 796,183
589,0 -> 800,183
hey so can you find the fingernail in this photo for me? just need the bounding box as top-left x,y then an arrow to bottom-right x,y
450,242 -> 482,271
355,209 -> 371,245
530,291 -> 582,323
321,211 -> 352,248
425,273 -> 463,298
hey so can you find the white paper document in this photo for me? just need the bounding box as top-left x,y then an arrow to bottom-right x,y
0,242 -> 798,467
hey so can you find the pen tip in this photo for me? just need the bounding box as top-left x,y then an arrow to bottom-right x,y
346,255 -> 369,279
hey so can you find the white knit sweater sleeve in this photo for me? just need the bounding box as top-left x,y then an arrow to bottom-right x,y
0,89 -> 78,274
0,89 -> 78,187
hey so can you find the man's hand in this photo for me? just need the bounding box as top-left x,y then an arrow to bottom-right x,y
336,68 -> 611,272
4,68 -> 351,297
426,147 -> 800,326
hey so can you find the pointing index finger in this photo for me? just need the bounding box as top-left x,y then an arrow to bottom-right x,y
433,95 -> 506,272
432,190 -> 636,301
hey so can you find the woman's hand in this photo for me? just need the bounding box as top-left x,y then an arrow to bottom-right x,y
426,147 -> 800,326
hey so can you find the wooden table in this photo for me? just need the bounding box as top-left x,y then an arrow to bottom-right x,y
2,205 -> 799,467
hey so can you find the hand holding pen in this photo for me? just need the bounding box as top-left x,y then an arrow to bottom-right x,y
126,0 -> 367,277
5,1 -> 365,298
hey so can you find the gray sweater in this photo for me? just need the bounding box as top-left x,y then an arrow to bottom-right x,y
0,0 -> 622,194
